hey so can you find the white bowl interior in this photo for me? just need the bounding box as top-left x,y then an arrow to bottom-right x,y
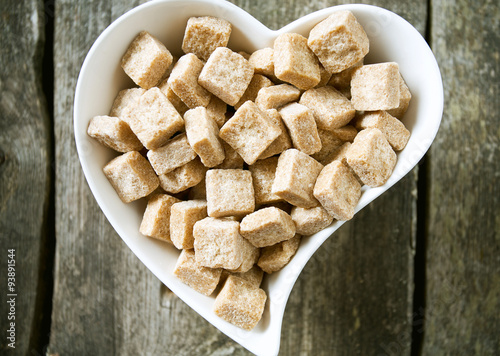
74,2 -> 443,355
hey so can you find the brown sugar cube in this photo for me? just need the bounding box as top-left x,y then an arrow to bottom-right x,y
308,11 -> 369,74
216,141 -> 244,170
234,74 -> 273,110
103,151 -> 159,203
158,79 -> 189,116
238,51 -> 251,60
182,16 -> 232,61
321,142 -> 363,185
170,200 -> 208,249
248,48 -> 275,78
249,157 -> 282,205
299,86 -> 355,130
279,103 -> 322,155
147,133 -> 196,175
387,73 -> 412,119
184,107 -> 225,167
206,169 -> 255,218
346,128 -> 397,187
258,109 -> 293,160
310,129 -> 344,164
313,160 -> 361,220
274,33 -> 320,90
321,141 -> 351,166
198,47 -> 254,106
158,55 -> 177,82
254,84 -> 301,111
219,101 -> 281,165
311,124 -> 359,164
173,249 -> 222,296
271,149 -> 323,208
121,31 -> 173,89
127,87 -> 184,150
230,238 -> 260,273
240,266 -> 264,287
240,207 -> 296,248
328,59 -> 363,90
257,234 -> 301,274
109,88 -> 145,120
329,141 -> 351,162
355,111 -> 410,151
139,193 -> 180,242
158,158 -> 207,194
332,125 -> 358,142
291,206 -> 334,236
316,64 -> 332,87
193,217 -> 249,270
351,62 -> 401,111
145,183 -> 167,197
206,95 -> 228,128
188,177 -> 206,200
168,53 -> 211,109
214,275 -> 267,330
220,265 -> 264,289
87,115 -> 143,152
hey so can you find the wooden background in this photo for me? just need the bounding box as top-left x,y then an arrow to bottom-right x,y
0,0 -> 498,355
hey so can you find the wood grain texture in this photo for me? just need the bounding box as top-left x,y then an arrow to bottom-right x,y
49,0 -> 423,355
0,0 -> 51,354
423,0 -> 500,354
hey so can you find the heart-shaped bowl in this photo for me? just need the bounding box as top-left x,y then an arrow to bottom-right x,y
74,1 -> 443,355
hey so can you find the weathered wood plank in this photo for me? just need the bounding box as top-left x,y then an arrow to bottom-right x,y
0,0 -> 51,354
49,0 -> 423,355
423,0 -> 500,354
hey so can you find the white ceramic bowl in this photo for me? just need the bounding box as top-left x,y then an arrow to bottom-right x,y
74,1 -> 443,355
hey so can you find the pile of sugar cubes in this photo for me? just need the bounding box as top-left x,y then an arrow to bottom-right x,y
87,11 -> 411,330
